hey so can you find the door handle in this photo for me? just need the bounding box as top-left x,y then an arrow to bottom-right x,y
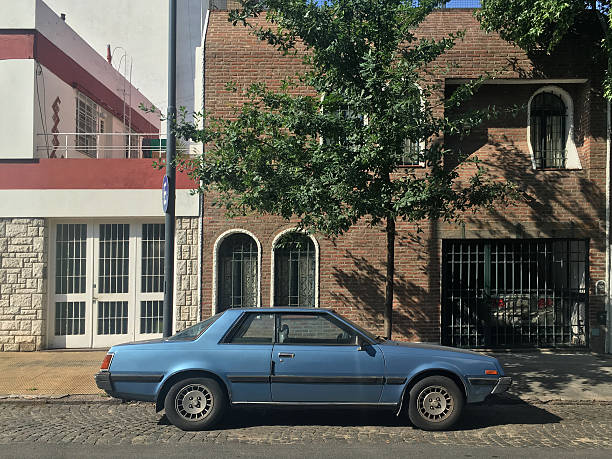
278,353 -> 295,359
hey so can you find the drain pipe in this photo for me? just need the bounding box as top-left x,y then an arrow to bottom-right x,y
606,98 -> 611,354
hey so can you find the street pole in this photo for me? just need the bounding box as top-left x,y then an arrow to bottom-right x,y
163,0 -> 177,338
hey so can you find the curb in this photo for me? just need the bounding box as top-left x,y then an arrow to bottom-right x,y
0,394 -> 122,405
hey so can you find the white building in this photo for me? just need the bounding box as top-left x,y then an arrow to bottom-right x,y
0,0 -> 202,350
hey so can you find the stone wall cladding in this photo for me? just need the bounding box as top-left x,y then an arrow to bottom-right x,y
0,218 -> 47,351
175,217 -> 200,331
203,10 -> 607,350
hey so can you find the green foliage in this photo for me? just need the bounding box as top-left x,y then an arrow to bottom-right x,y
176,0 -> 515,238
477,0 -> 612,98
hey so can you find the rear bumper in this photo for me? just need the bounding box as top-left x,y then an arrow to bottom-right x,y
94,371 -> 113,393
491,376 -> 512,394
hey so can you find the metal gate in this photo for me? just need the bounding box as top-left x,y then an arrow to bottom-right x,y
441,239 -> 588,348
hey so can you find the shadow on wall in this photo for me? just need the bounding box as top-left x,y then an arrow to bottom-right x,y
473,137 -> 605,254
329,223 -> 437,341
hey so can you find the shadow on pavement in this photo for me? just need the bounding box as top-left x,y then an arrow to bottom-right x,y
157,399 -> 562,430
495,352 -> 612,400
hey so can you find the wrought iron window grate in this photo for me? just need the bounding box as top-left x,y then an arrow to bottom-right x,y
218,234 -> 259,310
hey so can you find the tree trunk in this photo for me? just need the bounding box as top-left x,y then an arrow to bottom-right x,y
384,216 -> 395,340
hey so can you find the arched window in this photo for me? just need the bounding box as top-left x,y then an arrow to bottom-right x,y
530,92 -> 567,169
274,233 -> 316,307
218,233 -> 259,311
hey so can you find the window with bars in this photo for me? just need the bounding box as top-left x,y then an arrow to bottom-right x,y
142,224 -> 164,293
530,92 -> 567,169
97,301 -> 128,335
76,92 -> 99,157
218,233 -> 259,311
140,300 -> 163,334
55,224 -> 87,294
98,224 -> 130,294
442,239 -> 588,348
55,301 -> 86,335
400,138 -> 423,166
274,233 -> 316,307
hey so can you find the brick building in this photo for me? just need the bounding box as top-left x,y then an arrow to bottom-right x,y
201,2 -> 610,352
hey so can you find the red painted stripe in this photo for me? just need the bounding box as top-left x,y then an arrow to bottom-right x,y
0,33 -> 34,60
0,159 -> 197,190
34,32 -> 159,134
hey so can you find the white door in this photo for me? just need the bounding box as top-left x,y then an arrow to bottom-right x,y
49,221 -> 165,348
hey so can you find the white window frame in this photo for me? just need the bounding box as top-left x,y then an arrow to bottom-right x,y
527,85 -> 582,170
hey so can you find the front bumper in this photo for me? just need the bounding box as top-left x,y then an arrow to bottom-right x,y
491,376 -> 512,394
94,371 -> 113,393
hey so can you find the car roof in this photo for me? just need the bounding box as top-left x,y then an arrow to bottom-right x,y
226,307 -> 334,314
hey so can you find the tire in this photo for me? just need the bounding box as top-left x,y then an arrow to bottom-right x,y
164,377 -> 227,431
407,375 -> 464,431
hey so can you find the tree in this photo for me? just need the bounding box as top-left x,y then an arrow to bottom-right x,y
477,0 -> 611,98
176,0 -> 515,339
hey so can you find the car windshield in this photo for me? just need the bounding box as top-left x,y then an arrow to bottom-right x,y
334,313 -> 383,343
166,312 -> 224,341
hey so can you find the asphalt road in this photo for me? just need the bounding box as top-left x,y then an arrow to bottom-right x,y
0,400 -> 610,458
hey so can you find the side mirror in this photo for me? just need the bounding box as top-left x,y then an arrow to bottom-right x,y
357,336 -> 369,351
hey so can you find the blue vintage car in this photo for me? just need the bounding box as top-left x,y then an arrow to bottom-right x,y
95,308 -> 511,431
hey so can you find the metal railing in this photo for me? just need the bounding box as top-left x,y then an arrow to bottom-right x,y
36,133 -> 197,159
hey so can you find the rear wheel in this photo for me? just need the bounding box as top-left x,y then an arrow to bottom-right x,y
164,377 -> 226,431
407,375 -> 464,431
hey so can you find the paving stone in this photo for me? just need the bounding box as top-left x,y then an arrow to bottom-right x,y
0,402 -> 610,449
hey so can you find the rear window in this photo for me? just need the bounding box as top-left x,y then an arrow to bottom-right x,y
166,312 -> 224,341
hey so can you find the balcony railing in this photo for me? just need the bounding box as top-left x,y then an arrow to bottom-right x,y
37,133 -> 198,159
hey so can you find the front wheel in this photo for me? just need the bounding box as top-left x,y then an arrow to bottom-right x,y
407,375 -> 464,431
164,377 -> 227,431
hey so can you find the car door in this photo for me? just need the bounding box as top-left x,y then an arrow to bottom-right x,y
220,312 -> 274,402
271,312 -> 385,403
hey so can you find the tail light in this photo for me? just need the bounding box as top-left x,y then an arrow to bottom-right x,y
100,353 -> 114,371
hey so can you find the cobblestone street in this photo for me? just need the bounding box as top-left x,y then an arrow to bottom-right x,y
0,400 -> 610,452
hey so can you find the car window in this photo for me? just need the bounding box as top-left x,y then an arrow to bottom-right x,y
277,313 -> 358,345
166,312 -> 223,341
226,313 -> 275,344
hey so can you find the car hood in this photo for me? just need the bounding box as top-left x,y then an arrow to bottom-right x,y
382,341 -> 488,357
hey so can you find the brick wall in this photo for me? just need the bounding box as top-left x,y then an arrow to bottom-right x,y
175,217 -> 201,331
203,9 -> 607,350
0,218 -> 47,351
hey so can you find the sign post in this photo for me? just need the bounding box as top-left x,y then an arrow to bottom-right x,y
163,0 -> 177,339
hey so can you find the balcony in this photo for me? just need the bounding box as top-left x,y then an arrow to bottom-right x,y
36,132 -> 197,159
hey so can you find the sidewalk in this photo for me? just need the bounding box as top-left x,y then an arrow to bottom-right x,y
0,349 -> 611,402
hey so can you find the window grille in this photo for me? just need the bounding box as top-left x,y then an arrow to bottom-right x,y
55,301 -> 86,335
530,92 -> 567,169
274,233 -> 316,307
55,224 -> 87,294
400,138 -> 423,166
97,301 -> 129,335
141,224 -> 164,293
218,234 -> 259,311
76,92 -> 99,157
442,239 -> 588,348
98,224 -> 130,294
140,300 -> 163,334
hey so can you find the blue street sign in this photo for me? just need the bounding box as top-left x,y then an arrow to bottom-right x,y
162,175 -> 169,213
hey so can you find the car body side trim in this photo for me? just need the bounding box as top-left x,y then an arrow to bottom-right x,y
231,401 -> 398,406
467,377 -> 498,386
228,375 -> 270,383
110,373 -> 164,383
270,375 -> 384,384
385,377 -> 407,385
227,375 -> 405,385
